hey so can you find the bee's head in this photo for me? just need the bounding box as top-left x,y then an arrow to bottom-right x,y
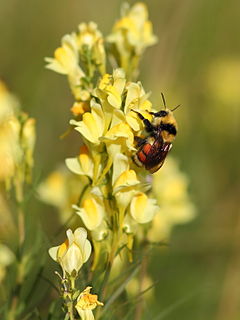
155,109 -> 169,118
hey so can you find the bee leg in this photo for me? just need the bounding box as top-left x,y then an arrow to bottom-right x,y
134,136 -> 146,147
148,111 -> 159,116
131,109 -> 154,132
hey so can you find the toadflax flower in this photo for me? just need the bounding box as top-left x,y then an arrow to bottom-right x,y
77,22 -> 106,75
49,228 -> 91,276
107,2 -> 157,77
75,286 -> 103,320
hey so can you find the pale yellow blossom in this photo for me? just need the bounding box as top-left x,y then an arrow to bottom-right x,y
45,33 -> 84,77
70,100 -> 105,145
49,228 -> 91,276
75,286 -> 103,320
66,145 -> 94,180
102,122 -> 135,158
130,192 -> 158,224
73,191 -> 105,231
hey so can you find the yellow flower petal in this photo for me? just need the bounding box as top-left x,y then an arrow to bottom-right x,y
49,228 -> 91,276
130,192 -> 158,223
70,101 -> 105,144
73,194 -> 104,230
66,145 -> 94,179
113,170 -> 139,193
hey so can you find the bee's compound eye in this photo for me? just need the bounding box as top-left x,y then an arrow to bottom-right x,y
158,110 -> 168,117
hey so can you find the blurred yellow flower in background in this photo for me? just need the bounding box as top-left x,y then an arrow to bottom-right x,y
0,81 -> 36,195
148,157 -> 196,241
0,244 -> 15,283
38,166 -> 89,222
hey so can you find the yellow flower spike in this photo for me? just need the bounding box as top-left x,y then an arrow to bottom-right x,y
75,286 -> 103,320
49,228 -> 92,276
107,3 -> 157,76
66,145 -> 94,180
70,100 -> 105,145
116,3 -> 157,54
73,192 -> 105,230
130,192 -> 158,224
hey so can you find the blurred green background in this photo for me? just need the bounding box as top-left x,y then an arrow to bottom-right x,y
1,0 -> 240,319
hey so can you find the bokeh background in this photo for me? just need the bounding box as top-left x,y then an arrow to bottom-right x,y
1,0 -> 240,319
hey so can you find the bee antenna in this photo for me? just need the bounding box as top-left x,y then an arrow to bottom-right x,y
171,104 -> 181,112
161,92 -> 167,110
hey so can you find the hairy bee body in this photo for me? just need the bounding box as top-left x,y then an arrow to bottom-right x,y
132,107 -> 178,173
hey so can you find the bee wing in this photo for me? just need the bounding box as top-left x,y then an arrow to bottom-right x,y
145,140 -> 172,173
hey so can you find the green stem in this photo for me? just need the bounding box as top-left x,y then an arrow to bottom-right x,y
7,181 -> 25,320
134,244 -> 148,320
16,179 -> 25,246
65,277 -> 76,320
96,233 -> 119,320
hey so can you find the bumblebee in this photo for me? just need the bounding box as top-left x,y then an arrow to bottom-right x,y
132,94 -> 179,174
